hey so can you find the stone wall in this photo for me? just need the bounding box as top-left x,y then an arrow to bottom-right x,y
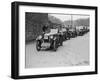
25,12 -> 48,42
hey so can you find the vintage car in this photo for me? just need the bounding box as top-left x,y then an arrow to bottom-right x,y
76,26 -> 89,36
36,29 -> 63,51
59,28 -> 70,41
68,28 -> 77,38
82,26 -> 89,34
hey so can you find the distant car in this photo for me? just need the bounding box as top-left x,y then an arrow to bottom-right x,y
36,29 -> 63,51
76,26 -> 89,36
59,28 -> 70,41
68,28 -> 77,38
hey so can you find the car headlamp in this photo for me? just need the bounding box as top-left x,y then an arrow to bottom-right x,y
50,35 -> 53,39
38,35 -> 42,39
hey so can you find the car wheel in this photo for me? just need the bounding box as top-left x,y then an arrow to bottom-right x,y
53,40 -> 57,51
36,40 -> 41,51
60,41 -> 63,46
68,36 -> 70,40
60,38 -> 63,46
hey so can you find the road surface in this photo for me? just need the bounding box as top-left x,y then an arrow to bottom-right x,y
25,33 -> 89,68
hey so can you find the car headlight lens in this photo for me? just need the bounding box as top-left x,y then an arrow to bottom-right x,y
38,35 -> 42,39
50,35 -> 53,39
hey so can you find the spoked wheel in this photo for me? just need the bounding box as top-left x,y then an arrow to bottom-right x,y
60,41 -> 63,46
67,36 -> 70,40
53,40 -> 57,51
60,37 -> 63,46
36,40 -> 41,51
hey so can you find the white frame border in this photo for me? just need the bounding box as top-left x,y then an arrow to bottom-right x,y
19,5 -> 95,76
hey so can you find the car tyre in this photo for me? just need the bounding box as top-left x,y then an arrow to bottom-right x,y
36,40 -> 41,51
53,40 -> 57,51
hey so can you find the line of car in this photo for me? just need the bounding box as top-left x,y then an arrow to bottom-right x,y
36,26 -> 89,51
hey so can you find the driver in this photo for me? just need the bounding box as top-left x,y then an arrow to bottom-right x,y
42,25 -> 48,34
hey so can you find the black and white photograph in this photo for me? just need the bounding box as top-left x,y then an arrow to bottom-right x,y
11,2 -> 97,79
25,13 -> 90,68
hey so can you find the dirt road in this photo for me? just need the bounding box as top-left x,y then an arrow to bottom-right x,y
25,33 -> 89,68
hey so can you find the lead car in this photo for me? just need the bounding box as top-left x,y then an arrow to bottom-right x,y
36,29 -> 63,51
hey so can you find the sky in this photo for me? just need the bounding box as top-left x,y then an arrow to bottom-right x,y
49,14 -> 90,21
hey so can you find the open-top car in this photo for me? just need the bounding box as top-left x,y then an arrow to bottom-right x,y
68,28 -> 77,38
36,29 -> 63,51
59,28 -> 70,41
76,26 -> 89,36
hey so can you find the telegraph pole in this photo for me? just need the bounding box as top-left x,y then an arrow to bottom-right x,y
71,14 -> 73,28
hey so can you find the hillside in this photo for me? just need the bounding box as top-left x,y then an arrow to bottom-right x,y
48,15 -> 65,29
64,18 -> 90,27
48,15 -> 63,24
